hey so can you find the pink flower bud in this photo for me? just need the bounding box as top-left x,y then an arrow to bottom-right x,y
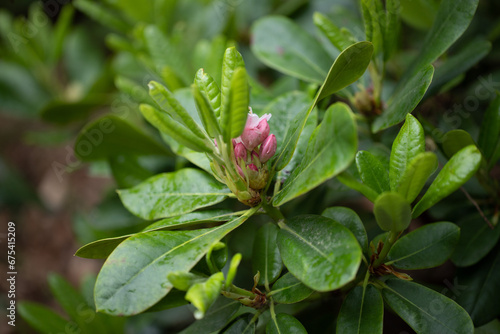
247,163 -> 258,172
234,143 -> 246,161
240,113 -> 272,151
259,134 -> 277,163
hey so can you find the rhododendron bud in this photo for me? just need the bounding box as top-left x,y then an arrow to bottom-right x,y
240,113 -> 272,150
234,143 -> 246,161
259,134 -> 277,163
247,163 -> 258,172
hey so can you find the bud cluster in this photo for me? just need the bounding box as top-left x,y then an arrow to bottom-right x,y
211,109 -> 277,206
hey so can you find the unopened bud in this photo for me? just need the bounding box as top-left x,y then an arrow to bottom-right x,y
247,163 -> 258,172
240,113 -> 272,151
259,134 -> 277,163
234,143 -> 246,161
256,119 -> 270,143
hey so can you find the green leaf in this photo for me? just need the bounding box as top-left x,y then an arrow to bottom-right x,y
192,84 -> 221,137
222,66 -> 249,140
109,155 -> 153,188
313,12 -> 357,51
478,93 -> 500,163
180,297 -> 241,334
253,223 -> 282,287
140,104 -> 213,153
18,302 -> 72,334
356,151 -> 390,195
186,272 -> 225,319
222,313 -> 255,334
73,0 -> 130,33
386,222 -> 460,269
277,215 -> 362,291
148,80 -> 206,139
451,215 -> 500,267
167,272 -> 206,291
403,0 -> 480,82
74,115 -> 170,161
396,152 -> 438,203
75,210 -> 237,259
115,76 -> 154,105
372,65 -> 434,132
337,172 -> 380,203
337,285 -> 384,334
251,16 -> 331,83
412,145 -> 482,218
382,279 -> 474,334
456,245 -> 500,327
373,192 -> 412,232
361,0 -> 384,59
317,41 -> 373,100
426,39 -> 491,97
225,253 -> 242,289
442,129 -> 477,159
269,273 -> 313,304
220,47 -> 245,126
384,0 -> 401,61
273,103 -> 357,206
195,68 -> 222,117
40,99 -> 102,124
272,43 -> 371,172
389,114 -> 425,190
322,206 -> 368,252
94,212 -> 254,316
267,313 -> 307,334
118,168 -> 229,220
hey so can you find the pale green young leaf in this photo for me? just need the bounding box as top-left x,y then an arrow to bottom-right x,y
356,151 -> 390,195
396,152 -> 438,203
374,192 -> 411,232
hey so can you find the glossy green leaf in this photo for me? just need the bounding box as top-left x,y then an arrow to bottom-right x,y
109,155 -> 153,188
75,210 -> 236,259
193,83 -> 221,137
267,313 -> 307,334
251,16 -> 331,83
273,103 -> 357,206
382,279 -> 474,334
386,222 -> 460,269
403,0 -> 480,81
322,206 -> 368,252
195,68 -> 221,117
94,213 -> 253,316
373,64 -> 434,132
269,273 -> 313,304
313,12 -> 357,51
186,272 -> 224,319
118,168 -> 229,220
426,39 -> 491,97
167,272 -> 206,292
140,104 -> 212,153
412,145 -> 482,218
317,41 -> 373,100
399,0 -> 437,30
373,192 -> 412,232
74,115 -> 170,161
277,215 -> 362,291
222,313 -> 255,334
220,47 -> 245,125
337,172 -> 380,203
225,253 -> 242,289
396,152 -> 438,203
451,215 -> 500,267
337,285 -> 384,334
148,80 -> 206,139
384,0 -> 401,61
478,93 -> 500,163
222,66 -> 249,140
356,151 -> 390,195
18,302 -> 72,334
253,223 -> 282,287
456,245 -> 500,327
442,130 -> 476,159
180,297 -> 241,334
389,114 -> 425,190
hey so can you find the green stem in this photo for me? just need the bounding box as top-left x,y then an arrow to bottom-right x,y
261,195 -> 285,223
373,230 -> 398,268
229,285 -> 255,298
